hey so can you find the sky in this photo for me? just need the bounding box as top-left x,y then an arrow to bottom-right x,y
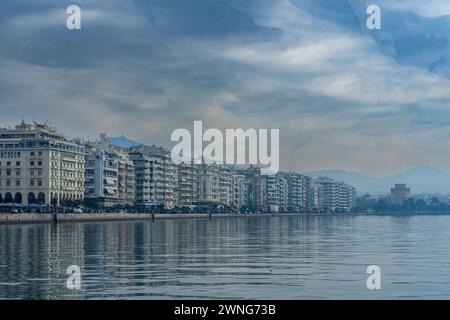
1,0 -> 450,177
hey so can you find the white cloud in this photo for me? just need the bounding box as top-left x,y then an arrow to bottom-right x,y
378,0 -> 450,17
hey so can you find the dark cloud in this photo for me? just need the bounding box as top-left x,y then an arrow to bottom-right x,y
1,0 -> 450,176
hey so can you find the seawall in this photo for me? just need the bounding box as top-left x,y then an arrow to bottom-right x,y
0,212 -> 304,225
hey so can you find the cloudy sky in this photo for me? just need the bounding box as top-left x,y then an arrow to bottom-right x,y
1,0 -> 450,176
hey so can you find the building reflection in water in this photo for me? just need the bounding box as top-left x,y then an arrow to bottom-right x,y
0,215 -> 417,299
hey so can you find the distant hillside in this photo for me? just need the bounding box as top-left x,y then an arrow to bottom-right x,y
304,166 -> 450,195
107,135 -> 142,148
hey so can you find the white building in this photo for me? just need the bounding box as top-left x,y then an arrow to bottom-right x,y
316,177 -> 356,213
219,165 -> 233,206
175,161 -> 199,207
232,173 -> 247,209
129,145 -> 176,208
0,121 -> 85,206
84,146 -> 119,207
280,172 -> 310,212
88,134 -> 135,207
198,163 -> 220,203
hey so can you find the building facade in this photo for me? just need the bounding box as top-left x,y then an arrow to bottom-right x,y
88,134 -> 135,207
129,145 -> 176,208
84,147 -> 119,207
198,163 -> 220,203
175,161 -> 199,207
0,121 -> 85,206
232,173 -> 247,209
316,177 -> 356,213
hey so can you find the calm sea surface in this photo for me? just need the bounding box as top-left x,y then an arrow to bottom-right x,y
1,215 -> 450,299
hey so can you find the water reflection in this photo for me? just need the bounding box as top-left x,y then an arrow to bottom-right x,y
1,215 -> 450,299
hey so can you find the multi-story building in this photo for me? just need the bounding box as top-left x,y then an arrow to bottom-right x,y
129,145 -> 176,208
197,163 -> 220,203
240,166 -> 264,210
84,146 -> 119,207
259,174 -> 289,212
0,121 -> 85,206
231,173 -> 247,209
316,177 -> 356,213
218,165 -> 233,206
279,172 -> 310,212
277,175 -> 289,212
176,161 -> 198,207
89,134 -> 135,207
116,150 -> 135,207
309,179 -> 321,213
261,174 -> 277,211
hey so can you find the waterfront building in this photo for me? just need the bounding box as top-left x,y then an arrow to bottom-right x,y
309,179 -> 320,213
390,183 -> 410,205
89,134 -> 135,207
84,146 -> 119,207
197,163 -> 220,203
277,175 -> 289,212
279,172 -> 310,212
259,174 -> 289,212
240,166 -> 265,210
218,165 -> 233,206
261,175 -> 278,211
175,161 -> 199,207
316,177 -> 356,213
231,173 -> 247,209
128,145 -> 176,208
0,121 -> 85,206
116,150 -> 135,207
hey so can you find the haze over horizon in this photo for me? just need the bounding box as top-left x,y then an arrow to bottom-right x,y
2,1 -> 450,176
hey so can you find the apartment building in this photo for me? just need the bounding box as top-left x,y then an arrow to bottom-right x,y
0,121 -> 85,206
89,134 -> 135,207
316,177 -> 356,213
240,166 -> 265,210
84,146 -> 119,207
218,165 -> 233,206
176,161 -> 198,207
198,163 -> 220,203
129,145 -> 176,208
232,173 -> 247,209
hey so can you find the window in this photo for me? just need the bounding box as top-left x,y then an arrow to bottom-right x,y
38,151 -> 42,157
30,152 -> 34,156
15,170 -> 20,176
30,180 -> 34,187
6,161 -> 10,166
38,170 -> 42,176
6,170 -> 10,176
6,180 -> 10,186
16,180 -> 20,186
38,161 -> 42,166
38,180 -> 42,187
30,161 -> 34,166
15,161 -> 20,166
